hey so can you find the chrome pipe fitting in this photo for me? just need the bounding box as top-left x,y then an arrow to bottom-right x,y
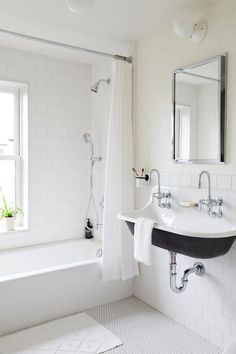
169,252 -> 205,293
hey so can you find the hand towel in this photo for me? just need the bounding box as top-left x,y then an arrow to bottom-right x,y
134,217 -> 155,265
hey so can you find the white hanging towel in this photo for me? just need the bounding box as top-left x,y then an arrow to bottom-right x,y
134,217 -> 156,266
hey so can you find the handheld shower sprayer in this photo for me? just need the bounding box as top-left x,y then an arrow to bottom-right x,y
83,132 -> 92,143
83,132 -> 101,163
83,132 -> 102,231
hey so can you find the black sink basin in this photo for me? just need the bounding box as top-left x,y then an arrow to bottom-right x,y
126,221 -> 236,259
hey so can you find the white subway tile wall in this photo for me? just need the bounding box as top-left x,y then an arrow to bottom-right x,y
134,173 -> 236,349
0,46 -> 93,249
134,0 -> 236,347
90,60 -> 112,240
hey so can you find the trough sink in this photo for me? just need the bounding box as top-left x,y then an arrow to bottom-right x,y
117,186 -> 236,259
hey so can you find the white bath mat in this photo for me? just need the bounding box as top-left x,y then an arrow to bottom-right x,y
0,313 -> 122,353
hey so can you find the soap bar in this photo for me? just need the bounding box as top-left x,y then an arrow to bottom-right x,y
179,201 -> 198,208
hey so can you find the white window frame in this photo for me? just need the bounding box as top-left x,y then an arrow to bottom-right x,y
175,104 -> 191,161
0,80 -> 28,231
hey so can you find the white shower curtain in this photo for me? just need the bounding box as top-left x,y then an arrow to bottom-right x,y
102,59 -> 139,281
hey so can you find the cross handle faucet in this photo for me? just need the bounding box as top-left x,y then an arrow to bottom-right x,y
198,170 -> 223,218
150,169 -> 171,209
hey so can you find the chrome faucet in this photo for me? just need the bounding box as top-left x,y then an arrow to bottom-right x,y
198,170 -> 223,218
150,169 -> 171,209
198,170 -> 211,199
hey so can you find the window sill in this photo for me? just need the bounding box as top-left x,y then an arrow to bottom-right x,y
0,226 -> 29,236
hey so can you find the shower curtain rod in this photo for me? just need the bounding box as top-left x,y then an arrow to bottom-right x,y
0,28 -> 133,63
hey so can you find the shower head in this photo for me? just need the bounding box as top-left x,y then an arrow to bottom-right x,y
90,82 -> 99,93
90,78 -> 110,93
83,132 -> 92,143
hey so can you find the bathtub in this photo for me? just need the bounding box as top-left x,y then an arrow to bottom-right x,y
0,238 -> 132,336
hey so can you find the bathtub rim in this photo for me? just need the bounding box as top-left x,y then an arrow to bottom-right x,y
0,236 -> 102,255
0,237 -> 102,284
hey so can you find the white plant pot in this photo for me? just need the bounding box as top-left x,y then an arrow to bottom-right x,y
3,217 -> 15,231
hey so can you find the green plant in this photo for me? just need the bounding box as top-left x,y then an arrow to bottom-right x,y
0,196 -> 23,219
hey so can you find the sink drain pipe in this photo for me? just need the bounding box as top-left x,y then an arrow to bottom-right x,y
169,252 -> 205,293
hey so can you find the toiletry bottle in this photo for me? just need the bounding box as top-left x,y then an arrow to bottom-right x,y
85,218 -> 93,239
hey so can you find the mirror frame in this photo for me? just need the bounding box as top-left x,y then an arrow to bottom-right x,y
172,53 -> 227,164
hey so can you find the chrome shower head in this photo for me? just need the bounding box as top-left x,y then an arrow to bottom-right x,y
83,132 -> 92,143
90,78 -> 110,93
90,82 -> 99,93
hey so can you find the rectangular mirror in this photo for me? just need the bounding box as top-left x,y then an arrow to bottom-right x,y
172,53 -> 227,164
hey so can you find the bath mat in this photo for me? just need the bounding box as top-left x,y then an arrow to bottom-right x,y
0,313 -> 122,353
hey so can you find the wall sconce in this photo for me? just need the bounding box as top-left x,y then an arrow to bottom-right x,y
173,19 -> 208,42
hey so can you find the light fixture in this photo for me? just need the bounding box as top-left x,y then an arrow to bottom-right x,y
173,19 -> 208,42
65,0 -> 95,14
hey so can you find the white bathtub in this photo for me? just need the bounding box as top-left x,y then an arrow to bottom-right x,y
0,238 -> 132,336
0,238 -> 102,282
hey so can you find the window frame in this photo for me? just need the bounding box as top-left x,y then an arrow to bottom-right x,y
0,80 -> 28,230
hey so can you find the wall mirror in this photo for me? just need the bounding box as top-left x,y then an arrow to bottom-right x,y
172,53 -> 227,164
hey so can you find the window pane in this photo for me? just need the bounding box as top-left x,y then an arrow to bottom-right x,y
0,160 -> 16,208
0,92 -> 16,155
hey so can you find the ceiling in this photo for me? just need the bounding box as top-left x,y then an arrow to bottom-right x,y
0,0 -> 220,43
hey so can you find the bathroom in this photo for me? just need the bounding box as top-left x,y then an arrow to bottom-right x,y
0,0 -> 236,353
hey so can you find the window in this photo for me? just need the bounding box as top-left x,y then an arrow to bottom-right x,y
175,105 -> 191,161
0,80 -> 28,230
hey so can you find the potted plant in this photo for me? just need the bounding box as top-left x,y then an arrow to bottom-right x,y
0,196 -> 23,231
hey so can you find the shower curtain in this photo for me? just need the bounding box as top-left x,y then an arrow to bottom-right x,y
102,59 -> 139,281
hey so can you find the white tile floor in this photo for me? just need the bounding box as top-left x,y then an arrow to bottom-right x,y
86,297 -> 221,354
0,297 -> 221,354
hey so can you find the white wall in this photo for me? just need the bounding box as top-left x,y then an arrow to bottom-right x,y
0,46 -> 92,249
135,0 -> 236,175
90,60 -> 112,240
0,46 -> 114,247
134,0 -> 236,349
